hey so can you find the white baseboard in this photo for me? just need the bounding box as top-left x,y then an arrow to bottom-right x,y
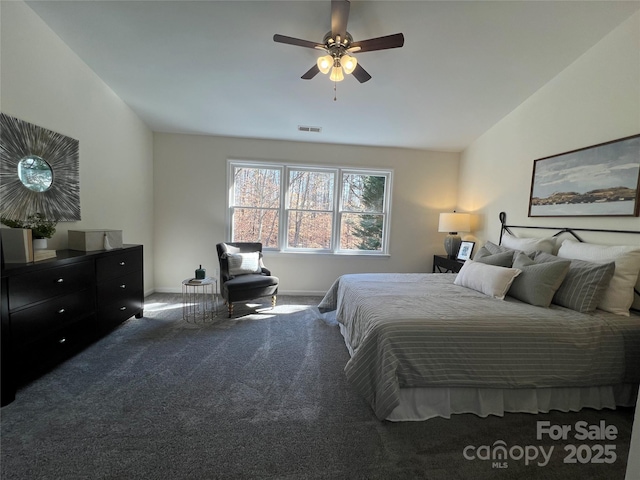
277,290 -> 326,296
146,288 -> 326,296
150,287 -> 181,294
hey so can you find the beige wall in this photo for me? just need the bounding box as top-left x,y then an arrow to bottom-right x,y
1,1 -> 155,294
457,15 -> 640,479
458,11 -> 640,245
153,133 -> 459,294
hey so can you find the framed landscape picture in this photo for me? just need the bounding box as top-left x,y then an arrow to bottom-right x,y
528,134 -> 640,217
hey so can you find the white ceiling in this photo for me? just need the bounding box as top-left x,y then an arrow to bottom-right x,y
25,0 -> 640,152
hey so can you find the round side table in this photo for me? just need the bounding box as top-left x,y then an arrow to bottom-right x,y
182,277 -> 218,322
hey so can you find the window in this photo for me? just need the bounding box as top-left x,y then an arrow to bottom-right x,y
340,172 -> 387,251
228,161 -> 392,254
231,165 -> 280,248
287,169 -> 334,249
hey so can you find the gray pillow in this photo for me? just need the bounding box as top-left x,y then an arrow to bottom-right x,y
477,241 -> 511,256
534,252 -> 615,313
507,252 -> 570,307
475,250 -> 515,267
474,241 -> 517,265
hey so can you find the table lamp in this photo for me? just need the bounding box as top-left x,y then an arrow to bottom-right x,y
438,212 -> 471,259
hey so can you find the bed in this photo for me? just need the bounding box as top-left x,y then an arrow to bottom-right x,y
318,213 -> 640,421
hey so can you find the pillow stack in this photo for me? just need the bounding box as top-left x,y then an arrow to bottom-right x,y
454,235 -> 640,316
534,251 -> 614,313
507,252 -> 571,308
556,239 -> 640,316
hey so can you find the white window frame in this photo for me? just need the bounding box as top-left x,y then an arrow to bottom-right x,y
227,159 -> 393,255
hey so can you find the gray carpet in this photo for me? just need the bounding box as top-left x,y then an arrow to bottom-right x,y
0,294 -> 635,480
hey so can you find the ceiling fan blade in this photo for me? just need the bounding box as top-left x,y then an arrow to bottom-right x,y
351,64 -> 372,83
273,34 -> 322,49
350,33 -> 404,53
331,0 -> 350,41
301,64 -> 320,80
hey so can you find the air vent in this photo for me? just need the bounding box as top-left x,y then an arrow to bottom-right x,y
298,125 -> 322,133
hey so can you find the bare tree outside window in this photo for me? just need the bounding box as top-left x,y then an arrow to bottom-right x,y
288,170 -> 334,249
229,161 -> 391,254
231,167 -> 280,248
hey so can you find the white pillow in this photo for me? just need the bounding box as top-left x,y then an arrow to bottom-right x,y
226,252 -> 262,276
557,239 -> 640,316
454,260 -> 522,300
501,232 -> 555,254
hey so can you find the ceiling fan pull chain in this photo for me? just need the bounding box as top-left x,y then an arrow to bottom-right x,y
334,81 -> 337,102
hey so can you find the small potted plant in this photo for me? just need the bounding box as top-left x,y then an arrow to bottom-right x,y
1,213 -> 57,249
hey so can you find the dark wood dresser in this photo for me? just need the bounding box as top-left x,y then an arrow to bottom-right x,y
1,245 -> 143,406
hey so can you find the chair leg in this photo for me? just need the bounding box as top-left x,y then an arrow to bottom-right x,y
272,295 -> 277,308
228,302 -> 233,318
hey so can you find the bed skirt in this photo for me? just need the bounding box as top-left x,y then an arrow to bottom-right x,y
332,317 -> 639,421
386,383 -> 638,422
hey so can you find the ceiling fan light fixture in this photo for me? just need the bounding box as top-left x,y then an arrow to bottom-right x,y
273,0 -> 405,86
317,55 -> 333,74
341,54 -> 357,74
330,65 -> 344,82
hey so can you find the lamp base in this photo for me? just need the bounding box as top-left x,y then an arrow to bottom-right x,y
444,234 -> 461,259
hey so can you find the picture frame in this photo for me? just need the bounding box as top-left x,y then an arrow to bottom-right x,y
0,113 -> 80,221
528,134 -> 640,217
457,241 -> 475,261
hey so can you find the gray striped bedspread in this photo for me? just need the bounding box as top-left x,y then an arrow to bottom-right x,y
318,273 -> 640,420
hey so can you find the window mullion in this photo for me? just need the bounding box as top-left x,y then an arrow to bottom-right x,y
332,169 -> 342,252
278,166 -> 289,251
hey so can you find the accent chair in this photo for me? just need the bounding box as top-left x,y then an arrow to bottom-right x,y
216,242 -> 279,317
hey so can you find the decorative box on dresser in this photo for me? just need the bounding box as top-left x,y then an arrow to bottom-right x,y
1,244 -> 143,406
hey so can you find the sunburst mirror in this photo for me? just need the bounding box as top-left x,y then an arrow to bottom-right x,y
0,113 -> 80,221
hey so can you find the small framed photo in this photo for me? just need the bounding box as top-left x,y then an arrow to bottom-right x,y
457,241 -> 475,261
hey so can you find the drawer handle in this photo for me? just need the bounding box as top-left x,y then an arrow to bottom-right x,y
119,261 -> 126,266
120,284 -> 126,289
57,308 -> 65,314
119,306 -> 127,311
59,337 -> 66,344
56,278 -> 64,283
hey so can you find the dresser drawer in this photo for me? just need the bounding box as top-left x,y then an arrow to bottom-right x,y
13,317 -> 96,382
10,289 -> 95,347
96,248 -> 142,282
8,261 -> 94,311
97,295 -> 143,330
97,271 -> 143,306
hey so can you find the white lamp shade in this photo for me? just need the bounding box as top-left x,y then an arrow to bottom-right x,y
317,55 -> 332,74
341,54 -> 357,74
438,212 -> 470,233
330,65 -> 344,82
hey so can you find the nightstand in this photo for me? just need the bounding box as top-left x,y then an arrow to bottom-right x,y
433,255 -> 465,273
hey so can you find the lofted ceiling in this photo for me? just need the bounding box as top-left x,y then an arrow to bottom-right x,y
24,0 -> 640,152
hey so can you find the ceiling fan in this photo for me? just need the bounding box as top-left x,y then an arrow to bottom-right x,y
273,0 -> 404,83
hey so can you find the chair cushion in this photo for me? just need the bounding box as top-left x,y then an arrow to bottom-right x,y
224,274 -> 279,290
